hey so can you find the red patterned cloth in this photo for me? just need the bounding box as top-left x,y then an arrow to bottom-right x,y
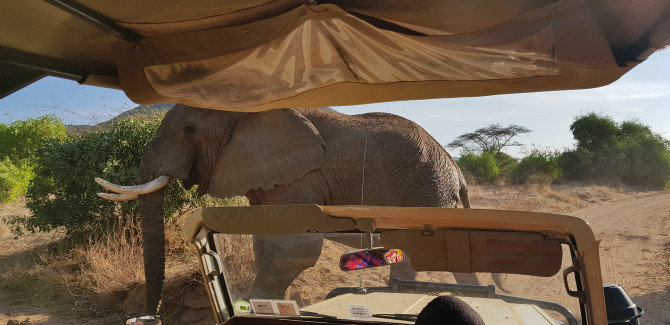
344,251 -> 386,270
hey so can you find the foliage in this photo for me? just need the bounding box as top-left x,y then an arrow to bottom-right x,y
569,113 -> 618,152
603,130 -> 670,186
447,124 -> 531,155
564,113 -> 670,187
0,158 -> 34,203
6,112 -> 192,237
510,149 -> 562,185
558,147 -> 594,180
457,152 -> 500,184
0,115 -> 67,203
0,115 -> 67,161
493,152 -> 519,182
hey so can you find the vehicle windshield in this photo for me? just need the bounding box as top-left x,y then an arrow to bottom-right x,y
211,232 -> 583,325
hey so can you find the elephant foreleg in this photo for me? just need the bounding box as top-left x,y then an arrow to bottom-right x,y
389,256 -> 417,281
250,234 -> 324,299
453,272 -> 480,285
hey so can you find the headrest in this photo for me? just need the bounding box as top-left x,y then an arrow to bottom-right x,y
415,296 -> 485,325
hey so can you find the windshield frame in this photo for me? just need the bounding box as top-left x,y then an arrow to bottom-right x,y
185,205 -> 605,324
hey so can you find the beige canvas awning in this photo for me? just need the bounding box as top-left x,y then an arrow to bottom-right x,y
1,0 -> 669,110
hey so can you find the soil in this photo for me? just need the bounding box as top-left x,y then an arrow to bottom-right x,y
1,190 -> 669,324
571,190 -> 670,324
0,300 -> 93,325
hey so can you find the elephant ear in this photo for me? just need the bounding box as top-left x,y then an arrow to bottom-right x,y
209,109 -> 325,198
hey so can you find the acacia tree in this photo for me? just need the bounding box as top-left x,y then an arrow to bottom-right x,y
447,124 -> 531,155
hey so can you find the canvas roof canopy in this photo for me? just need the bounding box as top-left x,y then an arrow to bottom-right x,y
1,0 -> 669,111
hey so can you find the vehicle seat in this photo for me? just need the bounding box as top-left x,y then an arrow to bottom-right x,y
415,296 -> 485,325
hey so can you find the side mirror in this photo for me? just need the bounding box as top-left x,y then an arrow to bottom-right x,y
604,284 -> 643,325
125,314 -> 162,325
340,248 -> 405,271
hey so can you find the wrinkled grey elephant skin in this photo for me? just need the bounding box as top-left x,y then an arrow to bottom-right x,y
130,105 -> 471,313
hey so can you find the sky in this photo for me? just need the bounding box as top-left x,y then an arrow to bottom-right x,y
1,49 -> 668,158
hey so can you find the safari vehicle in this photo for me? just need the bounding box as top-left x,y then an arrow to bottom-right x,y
127,205 -> 642,325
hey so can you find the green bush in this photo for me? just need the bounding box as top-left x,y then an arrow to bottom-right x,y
0,115 -> 67,161
493,152 -> 519,183
0,115 -> 66,203
511,149 -> 562,185
7,113 -> 195,237
609,132 -> 670,186
558,147 -> 594,181
570,113 -> 618,152
457,152 -> 500,184
563,114 -> 670,187
0,158 -> 34,203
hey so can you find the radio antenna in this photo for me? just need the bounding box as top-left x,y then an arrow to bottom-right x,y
361,136 -> 368,205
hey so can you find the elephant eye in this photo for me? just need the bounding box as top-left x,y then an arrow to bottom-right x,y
184,125 -> 196,135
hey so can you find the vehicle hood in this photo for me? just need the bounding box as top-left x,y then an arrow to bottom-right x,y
302,292 -> 559,325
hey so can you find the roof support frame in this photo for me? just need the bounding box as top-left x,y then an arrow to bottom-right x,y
0,66 -> 46,99
0,46 -> 90,82
44,0 -> 143,43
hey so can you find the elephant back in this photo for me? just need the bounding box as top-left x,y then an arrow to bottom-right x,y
297,108 -> 463,208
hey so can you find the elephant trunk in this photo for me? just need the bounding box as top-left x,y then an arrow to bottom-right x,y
94,172 -> 173,312
137,152 -> 172,314
138,187 -> 167,313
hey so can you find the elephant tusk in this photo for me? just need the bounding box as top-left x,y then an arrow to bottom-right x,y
94,175 -> 170,195
97,192 -> 139,201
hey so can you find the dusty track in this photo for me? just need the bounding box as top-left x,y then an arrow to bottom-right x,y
571,191 -> 670,324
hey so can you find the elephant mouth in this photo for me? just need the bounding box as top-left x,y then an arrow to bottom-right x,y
95,175 -> 170,201
183,160 -> 210,196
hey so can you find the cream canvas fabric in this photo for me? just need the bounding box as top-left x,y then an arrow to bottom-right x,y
1,0 -> 668,108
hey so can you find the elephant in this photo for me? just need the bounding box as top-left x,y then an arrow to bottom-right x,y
96,105 -> 471,313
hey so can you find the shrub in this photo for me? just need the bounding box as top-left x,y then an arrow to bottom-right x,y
0,158 -> 34,203
457,152 -> 500,184
7,113 -> 195,237
558,147 -> 594,181
493,152 -> 519,183
0,115 -> 67,161
610,133 -> 670,186
0,115 -> 67,203
511,149 -> 562,185
562,114 -> 670,187
569,113 -> 618,152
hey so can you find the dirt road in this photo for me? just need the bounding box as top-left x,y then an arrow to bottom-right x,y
1,190 -> 669,324
571,190 -> 670,325
0,300 -> 99,325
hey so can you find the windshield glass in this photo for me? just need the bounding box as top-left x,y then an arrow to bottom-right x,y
212,232 -> 582,324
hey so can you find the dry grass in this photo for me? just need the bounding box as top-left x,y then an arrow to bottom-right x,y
467,181 -> 637,213
0,202 -> 205,322
213,234 -> 256,300
0,184 -> 660,323
78,221 -> 145,295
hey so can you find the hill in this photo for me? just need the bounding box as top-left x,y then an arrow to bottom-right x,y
65,103 -> 174,136
64,104 -> 340,136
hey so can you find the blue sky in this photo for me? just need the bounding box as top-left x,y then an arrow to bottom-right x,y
1,50 -> 668,158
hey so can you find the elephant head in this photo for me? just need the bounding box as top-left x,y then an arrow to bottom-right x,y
96,105 -> 325,313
